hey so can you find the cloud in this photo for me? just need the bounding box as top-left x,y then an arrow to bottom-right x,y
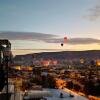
86,0 -> 100,21
44,38 -> 100,45
0,31 -> 100,45
68,38 -> 100,45
0,31 -> 57,40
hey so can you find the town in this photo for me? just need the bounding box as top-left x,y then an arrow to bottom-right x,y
0,39 -> 100,100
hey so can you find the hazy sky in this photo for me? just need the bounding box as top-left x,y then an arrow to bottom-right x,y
0,0 -> 100,55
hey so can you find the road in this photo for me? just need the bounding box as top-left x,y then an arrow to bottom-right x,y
44,88 -> 88,100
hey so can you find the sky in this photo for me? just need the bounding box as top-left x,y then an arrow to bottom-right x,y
0,0 -> 100,55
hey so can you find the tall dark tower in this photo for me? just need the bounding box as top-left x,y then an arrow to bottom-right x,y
0,45 -> 5,91
0,40 -> 11,99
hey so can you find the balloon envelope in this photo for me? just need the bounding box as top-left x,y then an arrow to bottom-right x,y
64,36 -> 67,43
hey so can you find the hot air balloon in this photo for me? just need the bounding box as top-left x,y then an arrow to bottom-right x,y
61,43 -> 63,46
64,36 -> 67,44
61,36 -> 68,46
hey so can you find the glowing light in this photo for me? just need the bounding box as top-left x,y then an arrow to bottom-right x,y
80,59 -> 84,64
15,66 -> 21,70
52,60 -> 58,65
42,60 -> 50,66
96,60 -> 100,66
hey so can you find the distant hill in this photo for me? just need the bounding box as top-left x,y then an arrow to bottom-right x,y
14,50 -> 100,64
